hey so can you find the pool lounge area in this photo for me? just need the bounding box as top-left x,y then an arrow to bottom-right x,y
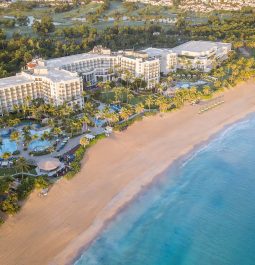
0,124 -> 53,156
28,140 -> 52,152
175,80 -> 208,89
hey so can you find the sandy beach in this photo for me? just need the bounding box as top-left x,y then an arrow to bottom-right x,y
0,80 -> 255,265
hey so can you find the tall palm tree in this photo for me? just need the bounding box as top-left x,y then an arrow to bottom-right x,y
156,83 -> 164,94
120,107 -> 132,121
112,87 -> 122,106
135,103 -> 144,114
23,128 -> 32,147
80,137 -> 89,147
145,95 -> 154,111
14,157 -> 31,179
103,80 -> 112,103
127,92 -> 134,104
80,114 -> 90,131
156,96 -> 169,113
203,85 -> 211,96
10,131 -> 20,142
107,112 -> 119,125
53,127 -> 62,137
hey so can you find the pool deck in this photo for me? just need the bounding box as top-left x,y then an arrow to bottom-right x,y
19,127 -> 105,164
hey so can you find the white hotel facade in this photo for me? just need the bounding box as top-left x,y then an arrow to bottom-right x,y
0,41 -> 231,115
142,41 -> 232,74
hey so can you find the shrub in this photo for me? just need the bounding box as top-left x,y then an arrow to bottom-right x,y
34,176 -> 49,189
114,115 -> 143,131
70,161 -> 81,174
74,146 -> 86,161
64,171 -> 76,180
16,177 -> 35,200
1,194 -> 20,215
12,150 -> 20,155
144,111 -> 158,117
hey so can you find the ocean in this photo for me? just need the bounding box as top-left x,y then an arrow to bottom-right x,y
74,113 -> 255,265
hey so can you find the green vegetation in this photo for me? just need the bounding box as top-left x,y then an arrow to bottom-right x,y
114,114 -> 143,131
0,166 -> 36,177
65,133 -> 106,180
0,175 -> 49,217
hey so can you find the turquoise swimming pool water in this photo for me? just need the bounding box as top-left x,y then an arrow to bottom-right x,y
74,113 -> 255,265
0,125 -> 52,155
28,139 -> 51,152
0,138 -> 17,155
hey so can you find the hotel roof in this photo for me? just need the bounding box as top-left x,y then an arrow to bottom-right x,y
141,47 -> 171,57
45,53 -> 116,68
0,74 -> 33,90
172,41 -> 228,54
33,68 -> 80,82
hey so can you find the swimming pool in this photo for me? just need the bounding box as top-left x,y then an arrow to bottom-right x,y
28,139 -> 52,152
110,104 -> 121,113
0,125 -> 53,156
176,80 -> 208,89
93,118 -> 106,127
0,138 -> 18,156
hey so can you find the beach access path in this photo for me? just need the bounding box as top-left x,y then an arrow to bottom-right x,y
0,80 -> 255,265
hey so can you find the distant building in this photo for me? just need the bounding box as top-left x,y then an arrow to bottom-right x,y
142,41 -> 232,74
125,0 -> 173,7
172,41 -> 232,72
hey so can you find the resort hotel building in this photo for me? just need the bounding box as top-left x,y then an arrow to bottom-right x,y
0,41 -> 231,115
142,41 -> 232,74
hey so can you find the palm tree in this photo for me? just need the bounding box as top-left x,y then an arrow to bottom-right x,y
22,96 -> 31,118
127,92 -> 134,104
107,112 -> 119,125
8,118 -> 21,127
32,133 -> 39,140
145,95 -> 154,111
203,85 -> 211,96
102,80 -> 112,103
112,87 -> 122,106
167,75 -> 173,86
156,96 -> 169,113
53,127 -> 62,137
156,83 -> 164,94
2,152 -> 11,161
123,69 -> 133,88
41,131 -> 50,141
80,137 -> 89,147
14,157 -> 30,179
84,101 -> 95,116
23,129 -> 32,147
10,131 -> 20,142
120,107 -> 132,121
135,103 -> 144,114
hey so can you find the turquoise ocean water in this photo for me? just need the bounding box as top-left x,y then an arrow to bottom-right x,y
74,113 -> 255,265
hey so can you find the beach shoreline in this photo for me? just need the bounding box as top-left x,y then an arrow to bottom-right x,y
64,113 -> 255,265
56,102 -> 255,265
0,80 -> 255,265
